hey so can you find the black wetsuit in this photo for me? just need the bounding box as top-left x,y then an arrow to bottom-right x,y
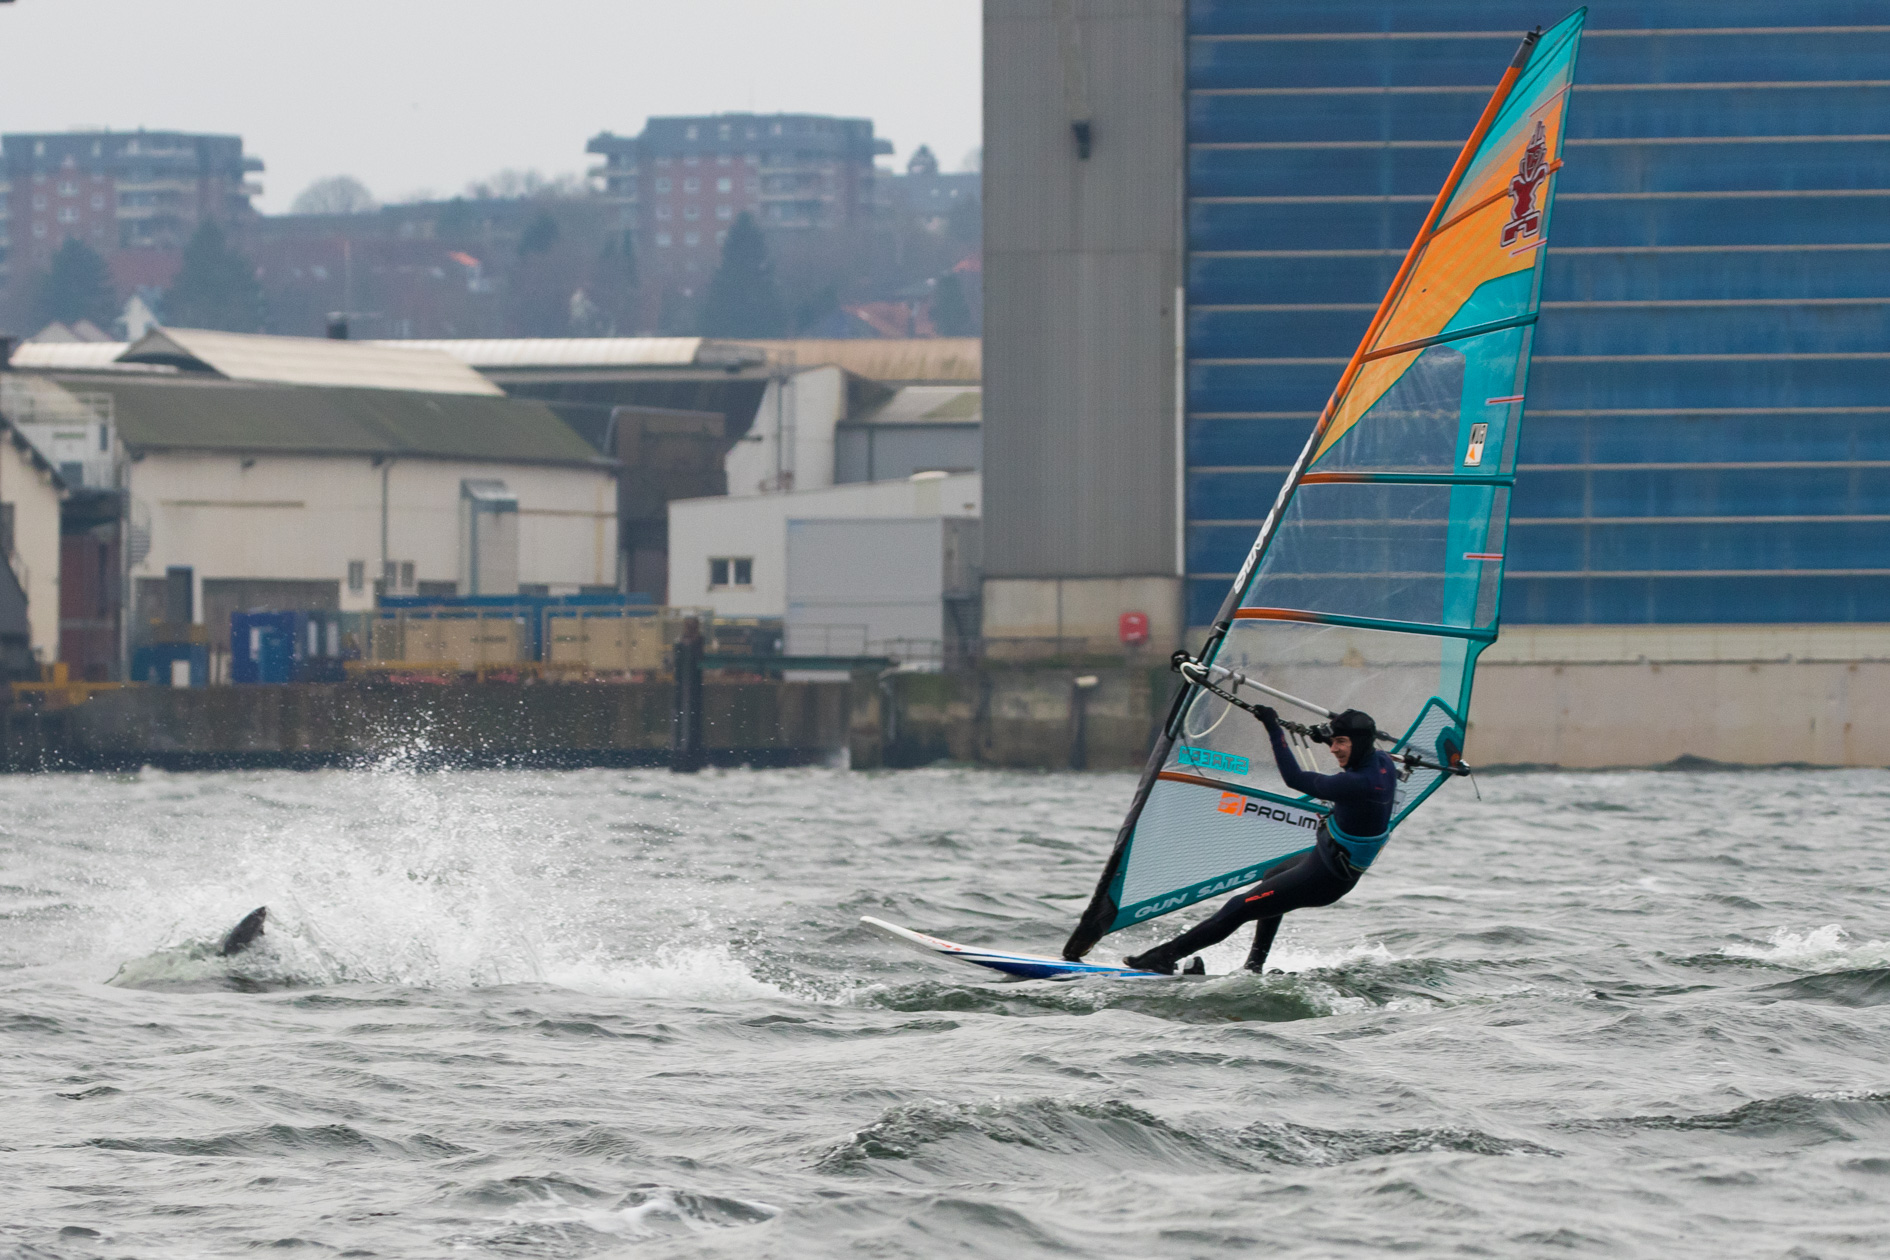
1132,723 -> 1398,973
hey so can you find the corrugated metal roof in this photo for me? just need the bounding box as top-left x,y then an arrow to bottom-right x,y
8,342 -> 136,371
846,385 -> 983,427
44,374 -> 605,467
372,337 -> 760,370
356,336 -> 980,381
122,328 -> 504,396
747,338 -> 981,383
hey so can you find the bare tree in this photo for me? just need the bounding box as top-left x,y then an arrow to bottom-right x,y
290,175 -> 378,215
463,168 -> 587,201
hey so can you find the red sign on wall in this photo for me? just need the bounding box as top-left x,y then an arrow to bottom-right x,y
1119,611 -> 1150,646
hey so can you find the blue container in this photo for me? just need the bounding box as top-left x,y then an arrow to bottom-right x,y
231,610 -> 357,683
231,611 -> 297,684
132,643 -> 208,688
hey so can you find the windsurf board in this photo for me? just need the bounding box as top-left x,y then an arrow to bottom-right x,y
860,916 -> 1168,981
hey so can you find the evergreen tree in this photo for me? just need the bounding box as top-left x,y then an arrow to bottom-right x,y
792,283 -> 841,335
698,213 -> 786,337
517,210 -> 562,258
163,221 -> 265,331
32,238 -> 117,330
932,272 -> 975,336
947,194 -> 981,244
599,229 -> 638,291
581,231 -> 640,333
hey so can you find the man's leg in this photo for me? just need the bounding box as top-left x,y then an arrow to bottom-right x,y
1244,915 -> 1282,973
1126,850 -> 1334,973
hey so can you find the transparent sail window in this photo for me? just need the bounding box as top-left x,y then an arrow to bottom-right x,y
1172,618 -> 1474,800
1242,481 -> 1508,629
1317,327 -> 1533,477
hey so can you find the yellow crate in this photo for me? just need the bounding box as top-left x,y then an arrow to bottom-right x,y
435,617 -> 524,669
545,613 -> 667,674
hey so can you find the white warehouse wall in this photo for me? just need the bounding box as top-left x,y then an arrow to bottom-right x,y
725,366 -> 846,496
129,452 -> 617,616
1,434 -> 64,662
668,473 -> 981,617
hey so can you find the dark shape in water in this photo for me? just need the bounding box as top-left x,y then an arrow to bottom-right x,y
220,906 -> 267,956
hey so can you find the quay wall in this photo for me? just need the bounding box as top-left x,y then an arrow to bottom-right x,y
4,626 -> 1888,771
2,681 -> 852,771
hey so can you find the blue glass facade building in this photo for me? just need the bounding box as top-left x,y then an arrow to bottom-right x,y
1185,2 -> 1890,628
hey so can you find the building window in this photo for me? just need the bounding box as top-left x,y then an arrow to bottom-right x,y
31,195 -> 45,211
716,177 -> 732,193
90,195 -> 104,210
718,123 -> 732,140
717,153 -> 731,167
685,125 -> 699,140
709,557 -> 753,589
683,205 -> 700,221
684,154 -> 699,167
657,156 -> 672,168
654,177 -> 671,193
656,205 -> 672,220
656,231 -> 672,247
347,560 -> 365,593
716,204 -> 733,220
58,181 -> 77,197
684,230 -> 700,246
683,177 -> 700,193
716,230 -> 728,245
56,207 -> 77,224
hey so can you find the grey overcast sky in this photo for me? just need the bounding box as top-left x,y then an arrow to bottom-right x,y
0,0 -> 982,213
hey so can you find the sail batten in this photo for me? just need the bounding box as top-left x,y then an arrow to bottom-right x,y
1062,10 -> 1587,961
1362,312 -> 1540,363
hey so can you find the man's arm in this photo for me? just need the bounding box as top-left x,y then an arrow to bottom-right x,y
1262,716 -> 1375,801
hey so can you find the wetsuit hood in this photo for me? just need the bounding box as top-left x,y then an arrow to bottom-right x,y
1329,709 -> 1378,769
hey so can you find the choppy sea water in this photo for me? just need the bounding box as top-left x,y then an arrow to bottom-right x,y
3,764 -> 1889,1258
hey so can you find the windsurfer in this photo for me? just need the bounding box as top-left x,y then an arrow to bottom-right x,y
1123,708 -> 1397,975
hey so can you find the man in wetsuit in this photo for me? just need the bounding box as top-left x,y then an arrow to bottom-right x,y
1123,707 -> 1398,976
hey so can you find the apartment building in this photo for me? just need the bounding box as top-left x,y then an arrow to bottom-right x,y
0,130 -> 263,293
587,113 -> 891,277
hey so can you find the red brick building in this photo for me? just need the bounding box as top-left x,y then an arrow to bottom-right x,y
0,130 -> 263,306
588,113 -> 891,283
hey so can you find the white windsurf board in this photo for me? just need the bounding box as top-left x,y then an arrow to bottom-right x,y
860,915 -> 1169,981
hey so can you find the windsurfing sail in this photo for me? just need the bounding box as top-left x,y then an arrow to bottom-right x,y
1064,11 -> 1586,959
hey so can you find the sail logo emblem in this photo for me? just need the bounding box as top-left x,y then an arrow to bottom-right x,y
1464,423 -> 1489,467
1215,793 -> 1322,830
1180,746 -> 1251,776
1501,121 -> 1550,247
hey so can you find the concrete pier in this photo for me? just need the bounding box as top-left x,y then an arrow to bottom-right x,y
2,681 -> 854,771
5,627 -> 1888,772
